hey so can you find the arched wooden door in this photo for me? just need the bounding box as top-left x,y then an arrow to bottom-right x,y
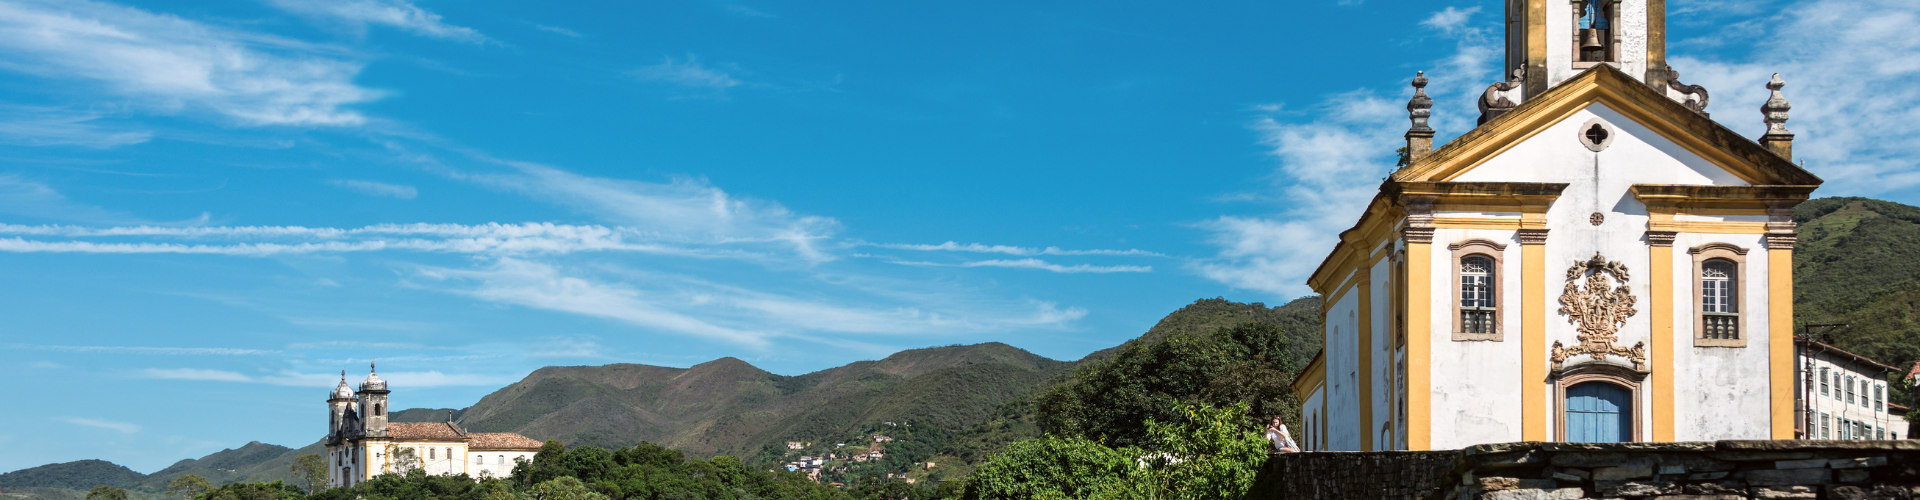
1565,382 -> 1632,442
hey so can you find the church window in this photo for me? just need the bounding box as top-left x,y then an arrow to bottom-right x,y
1846,376 -> 1855,404
1875,385 -> 1883,411
476,456 -> 484,465
1821,413 -> 1830,439
498,455 -> 505,465
1820,368 -> 1829,395
1690,245 -> 1747,347
1878,426 -> 1885,440
1449,240 -> 1506,341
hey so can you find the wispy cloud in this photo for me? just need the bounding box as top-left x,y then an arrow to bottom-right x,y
328,179 -> 418,199
0,106 -> 151,148
413,258 -> 771,347
1,343 -> 279,355
57,417 -> 140,434
890,258 -> 1151,274
1196,6 -> 1497,297
266,0 -> 487,43
1673,0 -> 1920,193
534,24 -> 581,37
630,56 -> 742,92
0,222 -> 693,256
139,367 -> 506,387
0,175 -> 146,224
869,241 -> 1163,257
0,0 -> 380,126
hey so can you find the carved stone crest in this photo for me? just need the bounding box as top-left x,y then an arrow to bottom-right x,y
1552,253 -> 1647,371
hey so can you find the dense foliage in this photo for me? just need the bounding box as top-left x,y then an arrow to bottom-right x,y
0,460 -> 147,489
1036,322 -> 1314,448
962,403 -> 1271,500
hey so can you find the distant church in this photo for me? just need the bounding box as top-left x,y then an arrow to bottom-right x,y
1288,0 -> 1823,450
326,364 -> 542,487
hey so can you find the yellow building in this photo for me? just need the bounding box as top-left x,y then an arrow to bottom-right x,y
1289,0 -> 1820,451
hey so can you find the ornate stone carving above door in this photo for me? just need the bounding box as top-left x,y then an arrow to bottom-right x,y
1553,253 -> 1647,371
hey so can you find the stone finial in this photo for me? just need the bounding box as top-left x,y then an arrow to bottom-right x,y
1407,71 -> 1434,134
1760,73 -> 1794,160
1667,68 -> 1709,115
1405,72 -> 1436,164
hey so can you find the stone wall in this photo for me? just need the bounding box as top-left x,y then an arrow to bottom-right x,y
1440,441 -> 1920,500
1254,441 -> 1920,499
1259,450 -> 1460,500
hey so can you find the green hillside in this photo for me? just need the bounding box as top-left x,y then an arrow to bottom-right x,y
0,460 -> 144,490
1793,197 -> 1920,402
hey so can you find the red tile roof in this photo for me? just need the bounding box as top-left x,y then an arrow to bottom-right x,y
470,433 -> 543,450
387,422 -> 465,440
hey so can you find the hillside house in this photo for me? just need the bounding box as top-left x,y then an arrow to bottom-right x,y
1289,0 -> 1822,450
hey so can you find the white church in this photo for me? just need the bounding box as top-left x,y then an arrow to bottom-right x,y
325,365 -> 543,487
1288,0 -> 1826,450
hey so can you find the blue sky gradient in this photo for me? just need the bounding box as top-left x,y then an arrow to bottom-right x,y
3,0 -> 1917,474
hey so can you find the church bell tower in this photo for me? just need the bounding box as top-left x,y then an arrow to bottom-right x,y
328,370 -> 355,437
358,362 -> 390,438
1505,0 -> 1667,98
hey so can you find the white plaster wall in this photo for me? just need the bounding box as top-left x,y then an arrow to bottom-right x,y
1617,0 -> 1648,80
1546,0 -> 1573,87
1303,388 -> 1325,450
469,451 -> 535,480
1428,227 -> 1526,450
1370,257 -> 1393,450
1672,233 -> 1774,440
1324,285 -> 1363,450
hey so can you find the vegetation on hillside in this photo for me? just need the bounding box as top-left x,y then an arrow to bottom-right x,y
1037,322 -> 1316,448
961,403 -> 1271,500
1793,197 -> 1920,406
0,460 -> 146,490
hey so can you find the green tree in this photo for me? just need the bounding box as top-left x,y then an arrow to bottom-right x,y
289,454 -> 328,494
167,475 -> 214,500
960,436 -> 1132,500
527,477 -> 608,500
1108,403 -> 1270,500
382,445 -> 420,476
1038,322 -> 1310,448
86,486 -> 128,500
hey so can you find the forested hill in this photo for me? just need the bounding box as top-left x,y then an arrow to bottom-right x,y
0,460 -> 145,490
1793,197 -> 1920,397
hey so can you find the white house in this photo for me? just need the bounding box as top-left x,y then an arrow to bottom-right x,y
1289,0 -> 1821,451
325,365 -> 542,487
1796,338 -> 1906,440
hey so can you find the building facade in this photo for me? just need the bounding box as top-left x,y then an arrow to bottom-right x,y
325,365 -> 542,488
1796,339 -> 1906,440
1288,0 -> 1822,451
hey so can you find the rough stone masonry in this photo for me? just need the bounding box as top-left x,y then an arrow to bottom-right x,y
1259,440 -> 1920,499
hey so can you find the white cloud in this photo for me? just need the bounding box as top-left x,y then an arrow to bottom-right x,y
631,56 -> 742,91
0,174 -> 145,224
0,0 -> 380,126
870,241 -> 1163,257
1420,6 -> 1482,35
56,417 -> 140,433
141,368 -> 251,382
267,0 -> 486,43
329,179 -> 418,199
0,222 -> 696,256
1196,6 -> 1497,297
0,106 -> 150,148
413,258 -> 772,347
891,258 -> 1151,274
1,343 -> 279,355
1673,0 -> 1920,193
534,24 -> 581,38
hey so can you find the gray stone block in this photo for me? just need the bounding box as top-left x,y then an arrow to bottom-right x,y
1775,458 -> 1830,469
1593,465 -> 1655,481
1836,469 -> 1869,483
1749,485 -> 1817,499
1657,465 -> 1686,475
1595,480 -> 1678,497
1649,496 -> 1742,500
1481,487 -> 1585,500
1746,468 -> 1830,486
1683,481 -> 1746,495
1552,472 -> 1585,483
1684,472 -> 1729,481
1828,456 -> 1889,469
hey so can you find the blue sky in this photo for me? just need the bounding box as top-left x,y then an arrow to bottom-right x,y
3,0 -> 1917,474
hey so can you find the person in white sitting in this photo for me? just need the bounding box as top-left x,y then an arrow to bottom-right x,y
1266,416 -> 1299,453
